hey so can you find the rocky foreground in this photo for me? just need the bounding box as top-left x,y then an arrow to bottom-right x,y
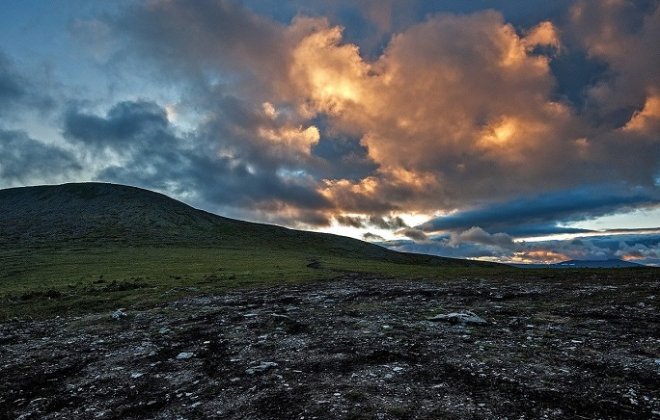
1,275 -> 659,419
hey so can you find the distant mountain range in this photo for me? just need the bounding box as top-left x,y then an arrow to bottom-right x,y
511,259 -> 646,269
0,182 -> 497,268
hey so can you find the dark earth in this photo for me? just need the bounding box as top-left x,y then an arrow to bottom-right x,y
1,274 -> 659,419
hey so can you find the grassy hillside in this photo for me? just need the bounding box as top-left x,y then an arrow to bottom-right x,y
0,182 -> 496,265
0,182 -> 503,319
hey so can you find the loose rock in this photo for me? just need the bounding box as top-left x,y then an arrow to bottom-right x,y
428,311 -> 488,325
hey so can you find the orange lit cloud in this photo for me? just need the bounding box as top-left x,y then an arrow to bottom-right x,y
274,7 -> 658,222
258,124 -> 320,154
282,11 -> 590,213
522,21 -> 561,51
624,94 -> 660,133
107,1 -> 660,236
513,250 -> 569,264
289,20 -> 371,115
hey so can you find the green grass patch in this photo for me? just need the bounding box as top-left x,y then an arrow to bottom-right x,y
0,245 -> 507,320
0,245 -> 324,319
2,245 -> 653,320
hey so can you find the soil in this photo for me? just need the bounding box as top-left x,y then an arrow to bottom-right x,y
1,275 -> 659,419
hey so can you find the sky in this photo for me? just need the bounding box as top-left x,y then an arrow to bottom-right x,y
0,0 -> 659,265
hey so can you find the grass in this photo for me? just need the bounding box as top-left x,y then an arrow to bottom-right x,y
0,245 -> 511,320
2,244 -> 655,321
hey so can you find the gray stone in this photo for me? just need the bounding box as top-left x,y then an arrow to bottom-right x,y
246,361 -> 278,375
428,311 -> 487,325
175,352 -> 194,360
111,309 -> 127,320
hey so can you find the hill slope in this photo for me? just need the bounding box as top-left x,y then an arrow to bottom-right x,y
0,182 -> 492,267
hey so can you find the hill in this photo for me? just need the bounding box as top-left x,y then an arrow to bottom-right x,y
0,183 -> 508,319
0,182 -> 490,267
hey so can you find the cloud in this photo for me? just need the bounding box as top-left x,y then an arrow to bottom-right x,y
450,227 -> 514,248
387,236 -> 514,260
310,131 -> 378,181
515,233 -> 660,265
0,51 -> 53,118
0,51 -> 74,189
363,232 -> 385,242
114,0 -> 300,101
369,215 -> 407,229
0,53 -> 25,109
3,0 -> 657,247
0,129 -> 81,187
62,100 -> 332,225
568,0 -> 660,123
397,227 -> 427,241
334,214 -> 408,230
385,230 -> 660,266
99,1 -> 660,227
334,215 -> 365,228
284,9 -> 659,216
418,185 -> 660,236
64,100 -> 171,151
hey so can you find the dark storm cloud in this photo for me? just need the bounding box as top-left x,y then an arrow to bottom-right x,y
311,133 -> 378,182
0,129 -> 80,186
62,100 -> 331,223
64,100 -> 170,149
418,185 -> 660,236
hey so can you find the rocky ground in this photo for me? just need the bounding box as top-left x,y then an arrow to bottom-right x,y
1,274 -> 659,419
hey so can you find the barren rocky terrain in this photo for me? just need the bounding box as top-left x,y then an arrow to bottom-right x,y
1,274 -> 659,419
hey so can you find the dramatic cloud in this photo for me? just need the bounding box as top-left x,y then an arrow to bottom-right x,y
1,1 -> 658,263
302,11 -> 657,214
418,185 -> 660,236
95,1 -> 659,226
63,100 -> 332,225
